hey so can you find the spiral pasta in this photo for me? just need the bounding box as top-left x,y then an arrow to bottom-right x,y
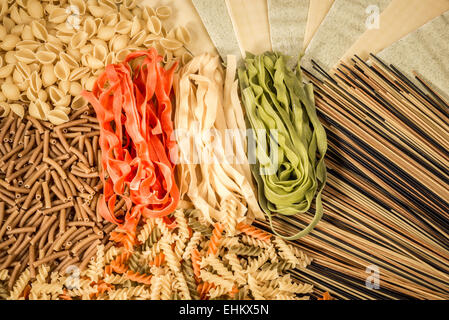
7,209 -> 314,300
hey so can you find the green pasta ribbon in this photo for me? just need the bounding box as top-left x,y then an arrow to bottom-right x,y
238,52 -> 327,240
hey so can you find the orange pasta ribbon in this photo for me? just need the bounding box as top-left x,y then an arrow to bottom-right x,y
82,48 -> 179,240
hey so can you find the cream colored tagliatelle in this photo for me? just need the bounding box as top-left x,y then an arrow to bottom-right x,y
174,54 -> 264,231
0,0 -> 193,125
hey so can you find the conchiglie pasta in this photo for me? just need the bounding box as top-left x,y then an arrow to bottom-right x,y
54,60 -> 70,81
1,34 -> 20,51
9,103 -> 25,118
1,82 -> 20,100
0,1 -> 190,124
0,65 -> 14,78
46,109 -> 70,125
41,64 -> 58,87
36,51 -> 57,64
156,6 -> 172,19
0,102 -> 10,117
29,99 -> 51,120
31,20 -> 48,41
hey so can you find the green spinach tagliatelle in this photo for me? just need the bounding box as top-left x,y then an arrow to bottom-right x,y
238,52 -> 327,240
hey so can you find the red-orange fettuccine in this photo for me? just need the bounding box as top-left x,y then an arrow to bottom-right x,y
83,48 -> 179,240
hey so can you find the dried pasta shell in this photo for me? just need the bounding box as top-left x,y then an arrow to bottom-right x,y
165,28 -> 176,40
142,6 -> 156,21
89,5 -> 107,18
71,95 -> 87,109
19,91 -> 29,103
38,89 -> 47,102
143,33 -> 162,47
30,71 -> 43,92
69,81 -> 82,96
123,0 -> 137,9
69,67 -> 90,81
48,86 -> 66,104
54,60 -> 70,81
0,64 -> 14,79
90,38 -> 108,48
104,12 -> 119,26
99,0 -> 117,11
83,16 -> 97,38
0,102 -> 10,117
19,7 -> 33,24
47,109 -> 70,126
16,62 -> 32,80
55,22 -> 77,34
31,20 -> 48,41
0,0 -> 8,18
0,93 -> 5,102
26,87 -> 39,102
11,24 -> 25,37
0,25 -> 6,39
2,17 -> 15,33
9,4 -> 22,25
1,34 -> 20,51
70,0 -> 87,15
54,95 -> 71,108
41,64 -> 57,87
1,82 -> 20,100
176,26 -> 191,45
12,68 -> 25,84
116,20 -> 132,34
87,55 -> 104,69
129,30 -> 146,46
70,31 -> 88,49
58,80 -> 71,95
60,52 -> 79,69
80,44 -> 94,55
156,6 -> 172,19
21,25 -> 34,41
130,16 -> 141,38
147,16 -> 162,35
45,42 -> 63,55
97,25 -> 115,41
4,52 -> 17,65
116,48 -> 131,62
160,38 -> 183,51
67,48 -> 82,61
105,51 -> 115,65
93,44 -> 108,62
83,76 -> 97,91
16,0 -> 27,8
54,106 -> 71,115
36,51 -> 57,64
27,0 -> 44,19
15,40 -> 40,51
48,7 -> 69,23
92,68 -> 105,76
10,103 -> 25,118
29,71 -> 42,92
15,49 -> 36,64
56,31 -> 73,44
162,50 -> 173,64
29,99 -> 51,120
119,6 -> 133,20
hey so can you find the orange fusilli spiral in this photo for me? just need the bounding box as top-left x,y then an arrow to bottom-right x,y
125,270 -> 152,285
191,248 -> 201,280
236,222 -> 272,242
197,282 -> 215,300
148,252 -> 165,267
207,223 -> 224,256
